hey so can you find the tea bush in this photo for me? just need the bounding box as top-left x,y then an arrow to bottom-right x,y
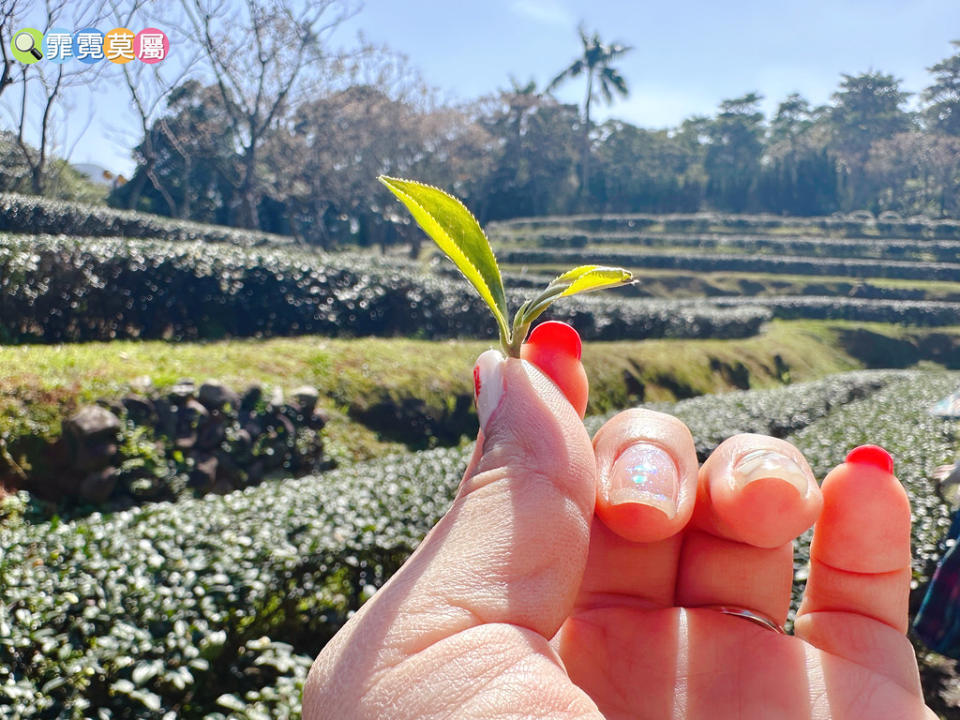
499,247 -> 960,282
2,369 -> 955,717
0,235 -> 769,344
496,230 -> 960,264
0,193 -> 291,246
788,375 -> 958,580
491,212 -> 960,240
0,445 -> 463,718
708,295 -> 960,326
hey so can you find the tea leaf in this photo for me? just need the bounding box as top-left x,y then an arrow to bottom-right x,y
519,265 -> 634,326
378,176 -> 510,343
550,265 -> 634,297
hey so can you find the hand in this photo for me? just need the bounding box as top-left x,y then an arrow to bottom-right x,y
303,352 -> 935,719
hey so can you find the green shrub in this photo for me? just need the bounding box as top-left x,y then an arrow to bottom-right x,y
499,247 -> 960,282
708,296 -> 960,326
500,229 -> 960,264
0,235 -> 769,345
0,193 -> 291,246
490,212 -> 960,240
2,369 -> 954,717
0,444 -> 463,717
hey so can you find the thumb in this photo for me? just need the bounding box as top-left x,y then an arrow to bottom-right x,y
387,349 -> 597,643
303,351 -> 600,717
431,348 -> 597,635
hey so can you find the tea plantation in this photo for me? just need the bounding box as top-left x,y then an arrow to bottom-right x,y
2,195 -> 960,717
487,213 -> 960,330
2,370 -> 957,718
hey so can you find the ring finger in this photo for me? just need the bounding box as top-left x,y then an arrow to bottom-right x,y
676,434 -> 823,625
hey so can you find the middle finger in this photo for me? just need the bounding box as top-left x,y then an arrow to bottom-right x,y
578,409 -> 699,608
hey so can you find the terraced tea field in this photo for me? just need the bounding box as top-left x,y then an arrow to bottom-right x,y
2,196 -> 960,717
487,213 -> 960,332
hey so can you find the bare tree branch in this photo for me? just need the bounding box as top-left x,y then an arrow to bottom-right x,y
0,0 -> 25,100
98,0 -> 201,209
3,0 -> 116,193
177,0 -> 359,227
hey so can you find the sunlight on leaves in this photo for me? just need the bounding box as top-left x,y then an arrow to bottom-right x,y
378,176 -> 510,344
380,177 -> 633,357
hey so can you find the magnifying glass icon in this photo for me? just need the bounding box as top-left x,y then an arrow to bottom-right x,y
14,32 -> 43,61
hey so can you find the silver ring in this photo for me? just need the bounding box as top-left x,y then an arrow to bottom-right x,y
696,605 -> 786,634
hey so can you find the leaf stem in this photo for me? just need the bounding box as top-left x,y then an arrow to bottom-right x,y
503,313 -> 532,358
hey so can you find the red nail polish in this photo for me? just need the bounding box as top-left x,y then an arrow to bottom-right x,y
473,364 -> 482,400
845,445 -> 894,474
527,320 -> 582,360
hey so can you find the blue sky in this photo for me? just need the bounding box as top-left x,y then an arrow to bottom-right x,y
4,0 -> 960,177
344,0 -> 960,123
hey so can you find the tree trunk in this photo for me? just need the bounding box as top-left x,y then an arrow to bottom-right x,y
181,154 -> 192,219
125,168 -> 149,209
581,72 -> 593,204
147,162 -> 178,217
238,145 -> 260,229
30,165 -> 43,195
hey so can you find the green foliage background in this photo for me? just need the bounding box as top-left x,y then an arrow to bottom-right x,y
2,370 -> 955,718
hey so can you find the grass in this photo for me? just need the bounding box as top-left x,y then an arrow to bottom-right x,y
3,319 -> 954,472
581,319 -> 859,410
497,264 -> 960,301
0,337 -> 490,465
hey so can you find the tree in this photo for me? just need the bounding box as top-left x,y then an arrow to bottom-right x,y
0,129 -> 105,201
269,49 -> 465,251
924,40 -> 960,136
867,132 -> 960,217
111,81 -> 238,223
179,0 -> 358,228
828,71 -> 913,209
474,83 -> 580,220
3,0 -> 108,195
282,84 -> 429,247
703,93 -> 766,212
104,0 -> 198,214
0,0 -> 26,100
769,93 -> 815,147
759,94 -> 840,215
546,24 -> 631,201
591,121 -> 701,212
829,72 -> 912,164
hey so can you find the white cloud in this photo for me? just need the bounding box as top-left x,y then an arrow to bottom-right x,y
509,0 -> 575,27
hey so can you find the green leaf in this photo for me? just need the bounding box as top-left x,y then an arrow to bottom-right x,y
520,265 -> 633,325
549,265 -> 634,297
378,176 -> 510,343
505,264 -> 633,356
217,693 -> 247,711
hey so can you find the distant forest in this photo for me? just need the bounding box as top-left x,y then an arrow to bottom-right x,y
2,0 -> 959,249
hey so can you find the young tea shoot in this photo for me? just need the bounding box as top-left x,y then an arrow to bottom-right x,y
378,176 -> 634,357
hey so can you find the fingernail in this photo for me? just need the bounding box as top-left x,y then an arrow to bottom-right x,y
732,449 -> 808,496
527,321 -> 582,359
608,443 -> 679,517
474,349 -> 505,431
846,445 -> 894,474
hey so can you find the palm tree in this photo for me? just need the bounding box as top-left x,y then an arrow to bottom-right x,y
547,24 -> 632,200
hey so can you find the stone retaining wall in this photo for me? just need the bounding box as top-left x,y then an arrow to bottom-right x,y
28,379 -> 330,507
